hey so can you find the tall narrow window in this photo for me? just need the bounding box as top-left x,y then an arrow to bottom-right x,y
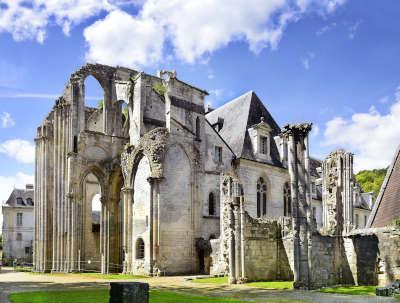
283,182 -> 291,217
215,146 -> 222,164
208,192 -> 215,216
364,215 -> 367,227
16,233 -> 22,241
260,136 -> 268,154
16,213 -> 23,226
136,238 -> 145,259
73,136 -> 78,153
355,214 -> 359,228
257,178 -> 267,217
195,116 -> 201,140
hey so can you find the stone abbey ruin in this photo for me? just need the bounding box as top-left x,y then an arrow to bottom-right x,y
34,63 -> 399,289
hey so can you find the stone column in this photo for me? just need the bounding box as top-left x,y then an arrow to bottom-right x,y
239,196 -> 246,281
147,177 -> 162,275
281,123 -> 312,290
228,205 -> 236,284
121,187 -> 133,273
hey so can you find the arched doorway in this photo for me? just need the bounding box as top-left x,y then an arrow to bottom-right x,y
83,172 -> 102,272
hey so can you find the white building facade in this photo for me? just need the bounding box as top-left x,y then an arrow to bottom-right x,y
2,185 -> 35,264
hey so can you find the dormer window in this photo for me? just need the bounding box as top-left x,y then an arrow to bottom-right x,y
248,117 -> 272,161
16,197 -> 24,205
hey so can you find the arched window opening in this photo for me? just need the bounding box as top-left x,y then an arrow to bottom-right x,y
121,102 -> 128,126
91,193 -> 101,232
257,178 -> 267,217
208,192 -> 215,216
84,76 -> 105,132
195,116 -> 201,140
283,182 -> 291,217
16,197 -> 24,205
84,76 -> 104,108
136,238 -> 145,259
26,198 -> 33,206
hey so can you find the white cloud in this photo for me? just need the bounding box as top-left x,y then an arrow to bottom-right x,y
84,9 -> 164,67
316,22 -> 337,36
0,112 -> 14,128
301,51 -> 315,70
83,0 -> 345,67
348,20 -> 362,40
0,139 -> 35,164
0,172 -> 33,203
1,0 -> 346,67
0,0 -> 125,43
323,86 -> 400,171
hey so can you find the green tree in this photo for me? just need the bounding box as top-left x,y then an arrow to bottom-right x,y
355,168 -> 387,198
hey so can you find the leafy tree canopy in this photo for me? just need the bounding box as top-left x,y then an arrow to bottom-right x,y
355,168 -> 387,198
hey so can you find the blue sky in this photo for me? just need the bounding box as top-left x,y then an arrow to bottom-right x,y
1,0 -> 400,202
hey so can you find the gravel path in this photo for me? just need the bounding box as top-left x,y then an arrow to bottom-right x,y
0,267 -> 397,303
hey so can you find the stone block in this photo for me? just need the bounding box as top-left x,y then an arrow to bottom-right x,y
376,287 -> 394,297
109,282 -> 149,303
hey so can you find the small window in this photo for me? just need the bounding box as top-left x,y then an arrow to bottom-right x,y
16,233 -> 22,241
364,215 -> 367,227
16,197 -> 24,205
257,178 -> 267,217
208,192 -> 216,216
26,198 -> 33,206
312,207 -> 316,219
215,146 -> 222,164
311,182 -> 316,194
73,136 -> 78,153
355,214 -> 359,228
195,117 -> 201,139
136,238 -> 145,259
25,247 -> 30,254
16,213 -> 23,226
283,182 -> 291,217
260,136 -> 268,154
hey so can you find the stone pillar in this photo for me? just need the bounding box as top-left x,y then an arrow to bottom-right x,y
121,187 -> 133,273
281,123 -> 312,290
147,177 -> 162,275
239,197 -> 246,281
228,205 -> 236,284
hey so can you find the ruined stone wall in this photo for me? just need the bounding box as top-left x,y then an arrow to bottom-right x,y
344,227 -> 400,286
243,215 -> 293,281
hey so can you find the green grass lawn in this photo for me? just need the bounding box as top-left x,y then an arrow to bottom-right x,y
9,289 -> 254,303
319,285 -> 377,296
30,272 -> 147,280
191,276 -> 293,289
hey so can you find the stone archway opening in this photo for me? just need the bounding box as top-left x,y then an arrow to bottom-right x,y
83,172 -> 102,272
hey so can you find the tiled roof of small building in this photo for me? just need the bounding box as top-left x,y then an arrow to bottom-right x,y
4,187 -> 34,207
206,91 -> 283,166
368,145 -> 400,227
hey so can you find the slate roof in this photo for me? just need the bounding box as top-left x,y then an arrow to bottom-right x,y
4,188 -> 34,207
206,91 -> 282,166
310,157 -> 322,178
368,145 -> 400,227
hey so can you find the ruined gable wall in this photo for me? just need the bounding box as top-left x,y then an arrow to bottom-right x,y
158,144 -> 194,274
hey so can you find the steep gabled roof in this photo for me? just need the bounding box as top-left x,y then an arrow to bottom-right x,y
368,145 -> 400,227
206,91 -> 282,166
